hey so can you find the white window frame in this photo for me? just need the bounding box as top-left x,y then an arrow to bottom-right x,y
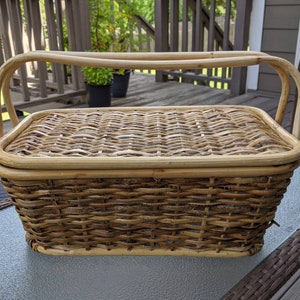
246,0 -> 265,91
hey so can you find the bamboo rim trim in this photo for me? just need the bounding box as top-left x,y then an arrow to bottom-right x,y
30,244 -> 260,257
0,163 -> 296,180
0,51 -> 300,138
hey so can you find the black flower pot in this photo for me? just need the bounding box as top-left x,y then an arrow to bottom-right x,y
112,70 -> 131,97
88,84 -> 112,107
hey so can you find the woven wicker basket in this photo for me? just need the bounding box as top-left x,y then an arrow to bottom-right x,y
1,51 -> 300,257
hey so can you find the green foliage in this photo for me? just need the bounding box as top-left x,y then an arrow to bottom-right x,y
202,0 -> 237,17
113,69 -> 126,75
84,0 -> 140,85
89,0 -> 113,51
82,66 -> 113,86
111,0 -> 141,52
134,0 -> 237,24
88,0 -> 145,52
136,0 -> 155,24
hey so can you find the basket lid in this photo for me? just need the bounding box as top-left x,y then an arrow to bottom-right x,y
1,106 -> 300,170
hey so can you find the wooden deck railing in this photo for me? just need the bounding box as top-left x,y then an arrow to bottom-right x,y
155,0 -> 253,95
0,0 -> 155,109
0,0 -> 89,107
0,0 -> 252,109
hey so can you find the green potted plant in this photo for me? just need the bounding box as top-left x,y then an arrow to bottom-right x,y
81,0 -> 114,107
84,0 -> 146,100
82,66 -> 113,107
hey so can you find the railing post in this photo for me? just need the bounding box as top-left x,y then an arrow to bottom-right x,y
230,0 -> 253,96
44,0 -> 64,93
4,0 -> 30,101
155,0 -> 169,82
65,0 -> 90,90
170,0 -> 179,52
25,0 -> 48,98
0,1 -> 12,62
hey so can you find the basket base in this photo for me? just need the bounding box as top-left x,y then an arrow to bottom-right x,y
26,237 -> 263,257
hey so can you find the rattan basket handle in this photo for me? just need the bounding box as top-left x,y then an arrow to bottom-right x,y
1,51 -> 300,137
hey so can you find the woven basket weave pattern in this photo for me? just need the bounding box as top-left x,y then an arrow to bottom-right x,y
2,173 -> 291,254
4,107 -> 292,158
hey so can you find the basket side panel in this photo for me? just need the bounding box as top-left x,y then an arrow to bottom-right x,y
1,172 -> 292,256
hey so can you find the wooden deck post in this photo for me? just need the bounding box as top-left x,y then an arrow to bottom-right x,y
170,0 -> 179,52
155,0 -> 169,82
4,0 -> 30,101
230,0 -> 253,96
24,0 -> 48,98
44,0 -> 65,93
0,1 -> 12,62
65,0 -> 91,90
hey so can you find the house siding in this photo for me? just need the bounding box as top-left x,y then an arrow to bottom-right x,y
258,1 -> 300,94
